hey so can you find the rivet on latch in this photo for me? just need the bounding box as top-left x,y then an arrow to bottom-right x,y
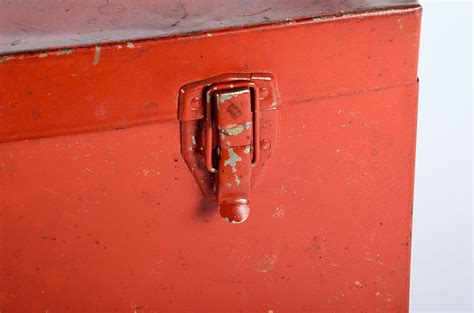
190,97 -> 201,111
259,87 -> 269,100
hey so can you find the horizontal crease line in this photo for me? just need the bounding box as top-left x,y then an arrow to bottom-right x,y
278,80 -> 418,109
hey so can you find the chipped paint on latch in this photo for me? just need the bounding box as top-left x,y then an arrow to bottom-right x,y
93,46 -> 101,65
222,124 -> 245,136
126,42 -> 135,49
243,146 -> 251,154
234,173 -> 241,186
216,89 -> 249,104
56,48 -> 74,56
221,121 -> 252,137
191,135 -> 196,145
224,148 -> 242,173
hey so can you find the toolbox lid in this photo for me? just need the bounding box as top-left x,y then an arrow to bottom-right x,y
0,0 -> 419,55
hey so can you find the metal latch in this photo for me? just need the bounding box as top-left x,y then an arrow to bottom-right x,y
178,73 -> 279,224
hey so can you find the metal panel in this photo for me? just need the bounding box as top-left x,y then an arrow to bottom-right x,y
0,8 -> 421,143
0,2 -> 421,312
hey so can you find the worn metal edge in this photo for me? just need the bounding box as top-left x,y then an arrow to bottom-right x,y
0,4 -> 421,58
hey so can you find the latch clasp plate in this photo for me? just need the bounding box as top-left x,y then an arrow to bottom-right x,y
178,73 -> 279,223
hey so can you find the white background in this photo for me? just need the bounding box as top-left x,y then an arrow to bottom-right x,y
410,1 -> 473,312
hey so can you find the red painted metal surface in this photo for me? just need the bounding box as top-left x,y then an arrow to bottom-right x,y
0,1 -> 421,312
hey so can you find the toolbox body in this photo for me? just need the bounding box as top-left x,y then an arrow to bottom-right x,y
0,1 -> 421,312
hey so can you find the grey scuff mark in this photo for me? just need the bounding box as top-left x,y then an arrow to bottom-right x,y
14,22 -> 49,34
0,56 -> 12,63
40,186 -> 72,202
95,103 -> 107,119
234,173 -> 241,186
126,42 -> 134,49
38,53 -> 48,58
224,148 -> 242,173
98,3 -> 125,15
93,46 -> 101,65
56,48 -> 74,55
170,0 -> 188,28
238,7 -> 271,17
216,89 -> 249,104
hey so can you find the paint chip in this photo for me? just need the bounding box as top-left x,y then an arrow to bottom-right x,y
93,46 -> 101,65
56,48 -> 74,55
224,148 -> 242,173
216,89 -> 249,104
272,206 -> 286,219
255,255 -> 278,273
0,56 -> 12,63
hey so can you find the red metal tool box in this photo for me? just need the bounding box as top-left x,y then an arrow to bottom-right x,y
0,1 -> 421,312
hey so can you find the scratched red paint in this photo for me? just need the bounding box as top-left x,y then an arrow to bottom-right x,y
0,1 -> 421,312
